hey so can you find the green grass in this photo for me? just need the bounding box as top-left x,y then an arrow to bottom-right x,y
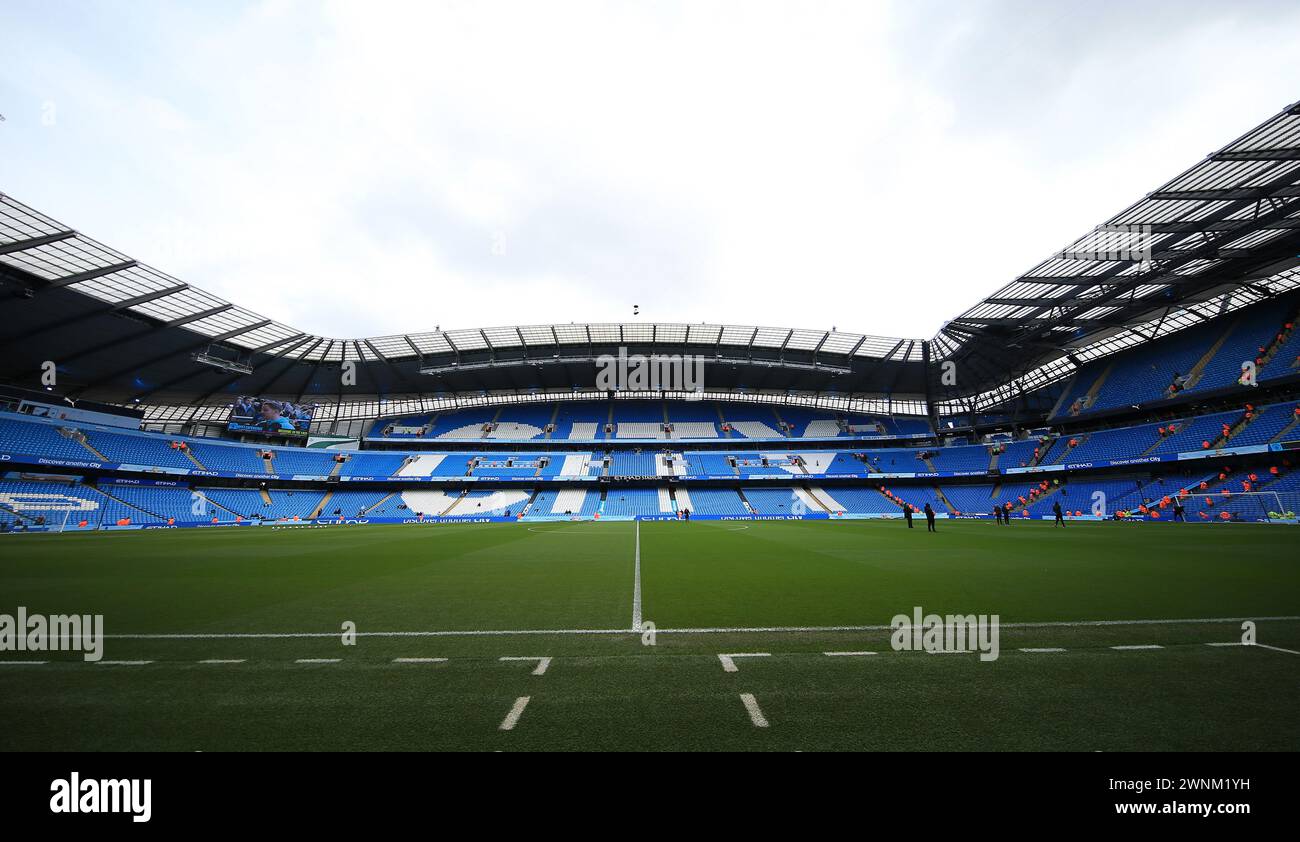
1,519 -> 1297,750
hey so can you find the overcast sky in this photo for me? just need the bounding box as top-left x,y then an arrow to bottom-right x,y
2,0 -> 1299,343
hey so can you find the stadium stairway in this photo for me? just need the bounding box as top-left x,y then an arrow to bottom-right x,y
547,404 -> 560,440
808,486 -> 845,513
1133,428 -> 1171,459
93,484 -> 167,522
1016,483 -> 1064,514
1050,434 -> 1090,465
1027,437 -> 1056,467
70,430 -> 109,461
1272,412 -> 1300,443
362,492 -> 397,516
180,447 -> 207,471
261,453 -> 276,474
793,485 -> 828,514
769,407 -> 791,437
715,403 -> 733,438
193,490 -> 242,519
1255,309 -> 1298,371
934,487 -> 959,515
874,487 -> 906,512
1215,409 -> 1259,449
1181,321 -> 1239,391
674,487 -> 693,512
438,490 -> 467,517
1070,360 -> 1116,417
308,491 -> 334,520
259,488 -> 273,505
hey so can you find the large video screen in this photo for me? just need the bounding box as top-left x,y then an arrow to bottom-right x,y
227,397 -> 316,438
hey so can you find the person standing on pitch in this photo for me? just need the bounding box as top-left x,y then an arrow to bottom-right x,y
923,502 -> 936,532
1052,500 -> 1064,527
1173,498 -> 1185,522
904,504 -> 914,528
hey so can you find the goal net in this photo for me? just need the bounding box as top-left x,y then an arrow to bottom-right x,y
1171,490 -> 1297,524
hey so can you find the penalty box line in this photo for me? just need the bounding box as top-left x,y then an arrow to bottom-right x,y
77,615 -> 1300,640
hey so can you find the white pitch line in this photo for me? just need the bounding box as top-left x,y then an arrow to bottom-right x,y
97,660 -> 153,665
1110,645 -> 1163,650
718,652 -> 770,672
500,656 -> 551,675
1019,647 -> 1067,653
499,696 -> 531,731
52,615 -> 1300,640
631,519 -> 642,632
824,651 -> 876,656
1254,643 -> 1300,655
1204,642 -> 1245,647
294,658 -> 341,664
393,657 -> 449,664
739,693 -> 769,728
198,659 -> 246,664
0,660 -> 49,665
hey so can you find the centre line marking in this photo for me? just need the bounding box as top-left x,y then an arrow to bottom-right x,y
718,653 -> 770,672
824,651 -> 876,657
1110,645 -> 1163,650
1020,648 -> 1067,653
631,519 -> 643,632
198,659 -> 246,664
393,657 -> 449,664
294,658 -> 341,664
739,693 -> 769,728
499,696 -> 531,731
500,656 -> 551,675
98,660 -> 153,666
0,660 -> 49,666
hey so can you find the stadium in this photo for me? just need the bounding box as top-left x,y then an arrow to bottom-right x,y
2,99 -> 1298,754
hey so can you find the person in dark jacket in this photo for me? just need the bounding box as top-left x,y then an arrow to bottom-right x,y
903,505 -> 914,528
1052,500 -> 1065,527
923,502 -> 936,532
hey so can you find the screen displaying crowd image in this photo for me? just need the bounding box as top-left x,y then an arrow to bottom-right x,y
227,397 -> 316,437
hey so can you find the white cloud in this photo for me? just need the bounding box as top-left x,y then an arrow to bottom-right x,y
1,0 -> 1298,341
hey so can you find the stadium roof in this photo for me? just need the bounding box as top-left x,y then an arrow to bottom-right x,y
2,100 -> 1299,413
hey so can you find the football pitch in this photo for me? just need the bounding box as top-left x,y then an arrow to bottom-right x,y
1,519 -> 1297,751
